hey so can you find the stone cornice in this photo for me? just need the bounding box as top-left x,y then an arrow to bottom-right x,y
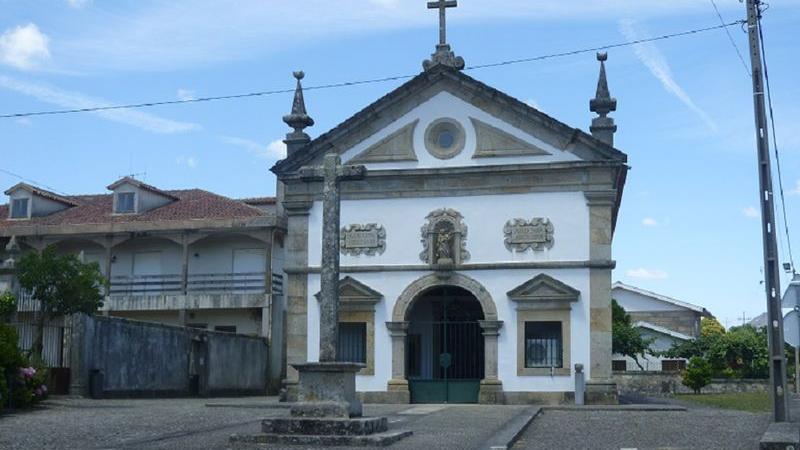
284,259 -> 616,274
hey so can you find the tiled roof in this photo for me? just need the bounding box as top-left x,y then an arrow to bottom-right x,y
106,176 -> 179,200
239,197 -> 277,205
4,182 -> 78,206
0,189 -> 268,231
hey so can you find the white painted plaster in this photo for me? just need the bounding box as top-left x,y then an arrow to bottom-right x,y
340,91 -> 581,170
306,268 -> 591,393
307,192 -> 589,269
612,287 -> 687,312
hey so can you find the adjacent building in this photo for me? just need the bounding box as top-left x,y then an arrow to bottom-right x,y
611,282 -> 713,372
0,178 -> 287,388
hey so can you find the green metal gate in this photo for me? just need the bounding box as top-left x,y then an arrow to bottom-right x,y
406,290 -> 484,403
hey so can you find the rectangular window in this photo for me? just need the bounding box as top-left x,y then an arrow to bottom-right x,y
116,192 -> 135,213
524,321 -> 563,368
337,322 -> 366,364
11,198 -> 29,219
612,360 -> 628,372
661,359 -> 686,372
214,325 -> 237,333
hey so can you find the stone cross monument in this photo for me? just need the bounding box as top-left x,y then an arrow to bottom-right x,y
299,154 -> 366,362
423,0 -> 464,70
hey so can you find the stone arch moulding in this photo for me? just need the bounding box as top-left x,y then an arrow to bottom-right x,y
392,272 -> 497,322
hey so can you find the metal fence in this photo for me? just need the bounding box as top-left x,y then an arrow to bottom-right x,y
9,290 -> 71,369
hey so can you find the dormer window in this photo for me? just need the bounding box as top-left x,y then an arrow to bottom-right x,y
11,198 -> 29,219
116,192 -> 135,214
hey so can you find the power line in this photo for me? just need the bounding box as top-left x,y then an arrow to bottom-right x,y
758,12 -> 795,272
0,168 -> 69,195
708,0 -> 751,77
0,20 -> 745,120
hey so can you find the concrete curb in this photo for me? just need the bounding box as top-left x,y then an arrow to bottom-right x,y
542,404 -> 686,412
483,406 -> 542,450
205,402 -> 290,409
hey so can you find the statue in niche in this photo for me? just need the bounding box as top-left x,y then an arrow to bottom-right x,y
434,222 -> 454,264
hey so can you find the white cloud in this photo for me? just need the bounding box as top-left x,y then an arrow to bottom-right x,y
176,155 -> 198,168
791,180 -> 800,196
14,117 -> 32,126
219,136 -> 286,160
626,268 -> 669,280
742,206 -> 760,219
642,217 -> 658,227
0,23 -> 51,70
0,75 -> 200,134
67,0 -> 92,9
619,19 -> 717,133
177,88 -> 195,101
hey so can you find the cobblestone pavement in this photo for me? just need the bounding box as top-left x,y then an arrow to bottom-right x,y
513,407 -> 771,450
0,397 -> 529,450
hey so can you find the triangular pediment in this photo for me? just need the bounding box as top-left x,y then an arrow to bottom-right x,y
470,117 -> 550,158
315,276 -> 383,311
272,66 -> 626,175
507,274 -> 580,309
349,120 -> 418,163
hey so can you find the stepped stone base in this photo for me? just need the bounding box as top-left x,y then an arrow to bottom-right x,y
262,416 -> 388,435
230,430 -> 413,447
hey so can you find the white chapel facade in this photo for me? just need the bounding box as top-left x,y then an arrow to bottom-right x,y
273,13 -> 628,404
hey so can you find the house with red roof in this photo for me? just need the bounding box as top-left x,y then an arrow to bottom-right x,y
0,177 -> 286,390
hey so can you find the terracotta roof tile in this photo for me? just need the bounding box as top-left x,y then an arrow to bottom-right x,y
0,189 -> 267,231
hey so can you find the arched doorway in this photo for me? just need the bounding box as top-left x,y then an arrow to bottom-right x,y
406,286 -> 485,403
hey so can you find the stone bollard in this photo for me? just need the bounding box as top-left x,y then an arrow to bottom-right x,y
574,363 -> 585,405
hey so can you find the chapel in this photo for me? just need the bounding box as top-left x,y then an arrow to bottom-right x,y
272,0 -> 628,404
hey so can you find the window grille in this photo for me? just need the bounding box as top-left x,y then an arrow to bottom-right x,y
337,322 -> 366,364
524,321 -> 563,368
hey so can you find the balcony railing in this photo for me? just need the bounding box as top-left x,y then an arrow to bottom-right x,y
109,272 -> 267,296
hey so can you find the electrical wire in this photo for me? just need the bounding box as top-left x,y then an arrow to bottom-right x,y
0,20 -> 745,120
0,168 -> 69,196
708,0 -> 751,77
757,9 -> 796,272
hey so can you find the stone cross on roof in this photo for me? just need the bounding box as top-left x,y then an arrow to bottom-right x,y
300,154 -> 366,362
423,0 -> 464,71
428,0 -> 457,46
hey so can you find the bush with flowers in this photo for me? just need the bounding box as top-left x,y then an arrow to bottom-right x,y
1,323 -> 48,410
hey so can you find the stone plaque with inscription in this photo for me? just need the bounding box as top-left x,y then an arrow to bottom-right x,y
340,223 -> 386,256
504,218 -> 554,252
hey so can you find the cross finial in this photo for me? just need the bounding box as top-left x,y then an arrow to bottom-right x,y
423,0 -> 464,71
589,52 -> 618,146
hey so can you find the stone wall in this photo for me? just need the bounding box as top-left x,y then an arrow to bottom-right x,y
613,372 -> 770,396
70,315 -> 268,398
628,310 -> 700,338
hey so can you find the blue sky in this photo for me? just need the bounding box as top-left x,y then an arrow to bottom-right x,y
1,0 -> 798,327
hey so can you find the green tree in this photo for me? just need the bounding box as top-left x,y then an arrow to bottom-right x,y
17,246 -> 105,361
612,299 -> 654,370
700,317 -> 725,339
0,291 -> 16,322
682,356 -> 713,394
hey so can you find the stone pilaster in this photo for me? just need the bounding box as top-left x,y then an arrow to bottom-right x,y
385,321 -> 410,403
282,202 -> 312,399
584,190 -> 618,404
478,320 -> 504,404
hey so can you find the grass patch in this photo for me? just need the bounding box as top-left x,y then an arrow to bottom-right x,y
674,391 -> 770,413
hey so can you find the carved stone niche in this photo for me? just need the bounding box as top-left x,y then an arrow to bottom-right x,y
504,218 -> 554,252
340,223 -> 386,256
420,208 -> 469,267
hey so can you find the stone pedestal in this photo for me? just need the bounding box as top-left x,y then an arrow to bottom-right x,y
290,362 -> 363,418
585,380 -> 618,405
232,361 -> 412,446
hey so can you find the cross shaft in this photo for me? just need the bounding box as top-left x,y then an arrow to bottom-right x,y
427,0 -> 457,45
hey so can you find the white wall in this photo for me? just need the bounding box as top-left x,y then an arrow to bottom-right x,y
339,91 -> 580,170
305,268 -> 591,393
307,192 -> 590,268
113,308 -> 262,335
612,288 -> 685,312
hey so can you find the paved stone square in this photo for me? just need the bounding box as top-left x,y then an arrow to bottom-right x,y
0,396 -> 777,450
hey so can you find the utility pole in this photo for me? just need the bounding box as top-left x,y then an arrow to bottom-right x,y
745,0 -> 788,422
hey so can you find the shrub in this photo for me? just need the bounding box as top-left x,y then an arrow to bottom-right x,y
0,291 -> 15,322
9,365 -> 48,408
0,323 -> 48,410
682,356 -> 713,394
